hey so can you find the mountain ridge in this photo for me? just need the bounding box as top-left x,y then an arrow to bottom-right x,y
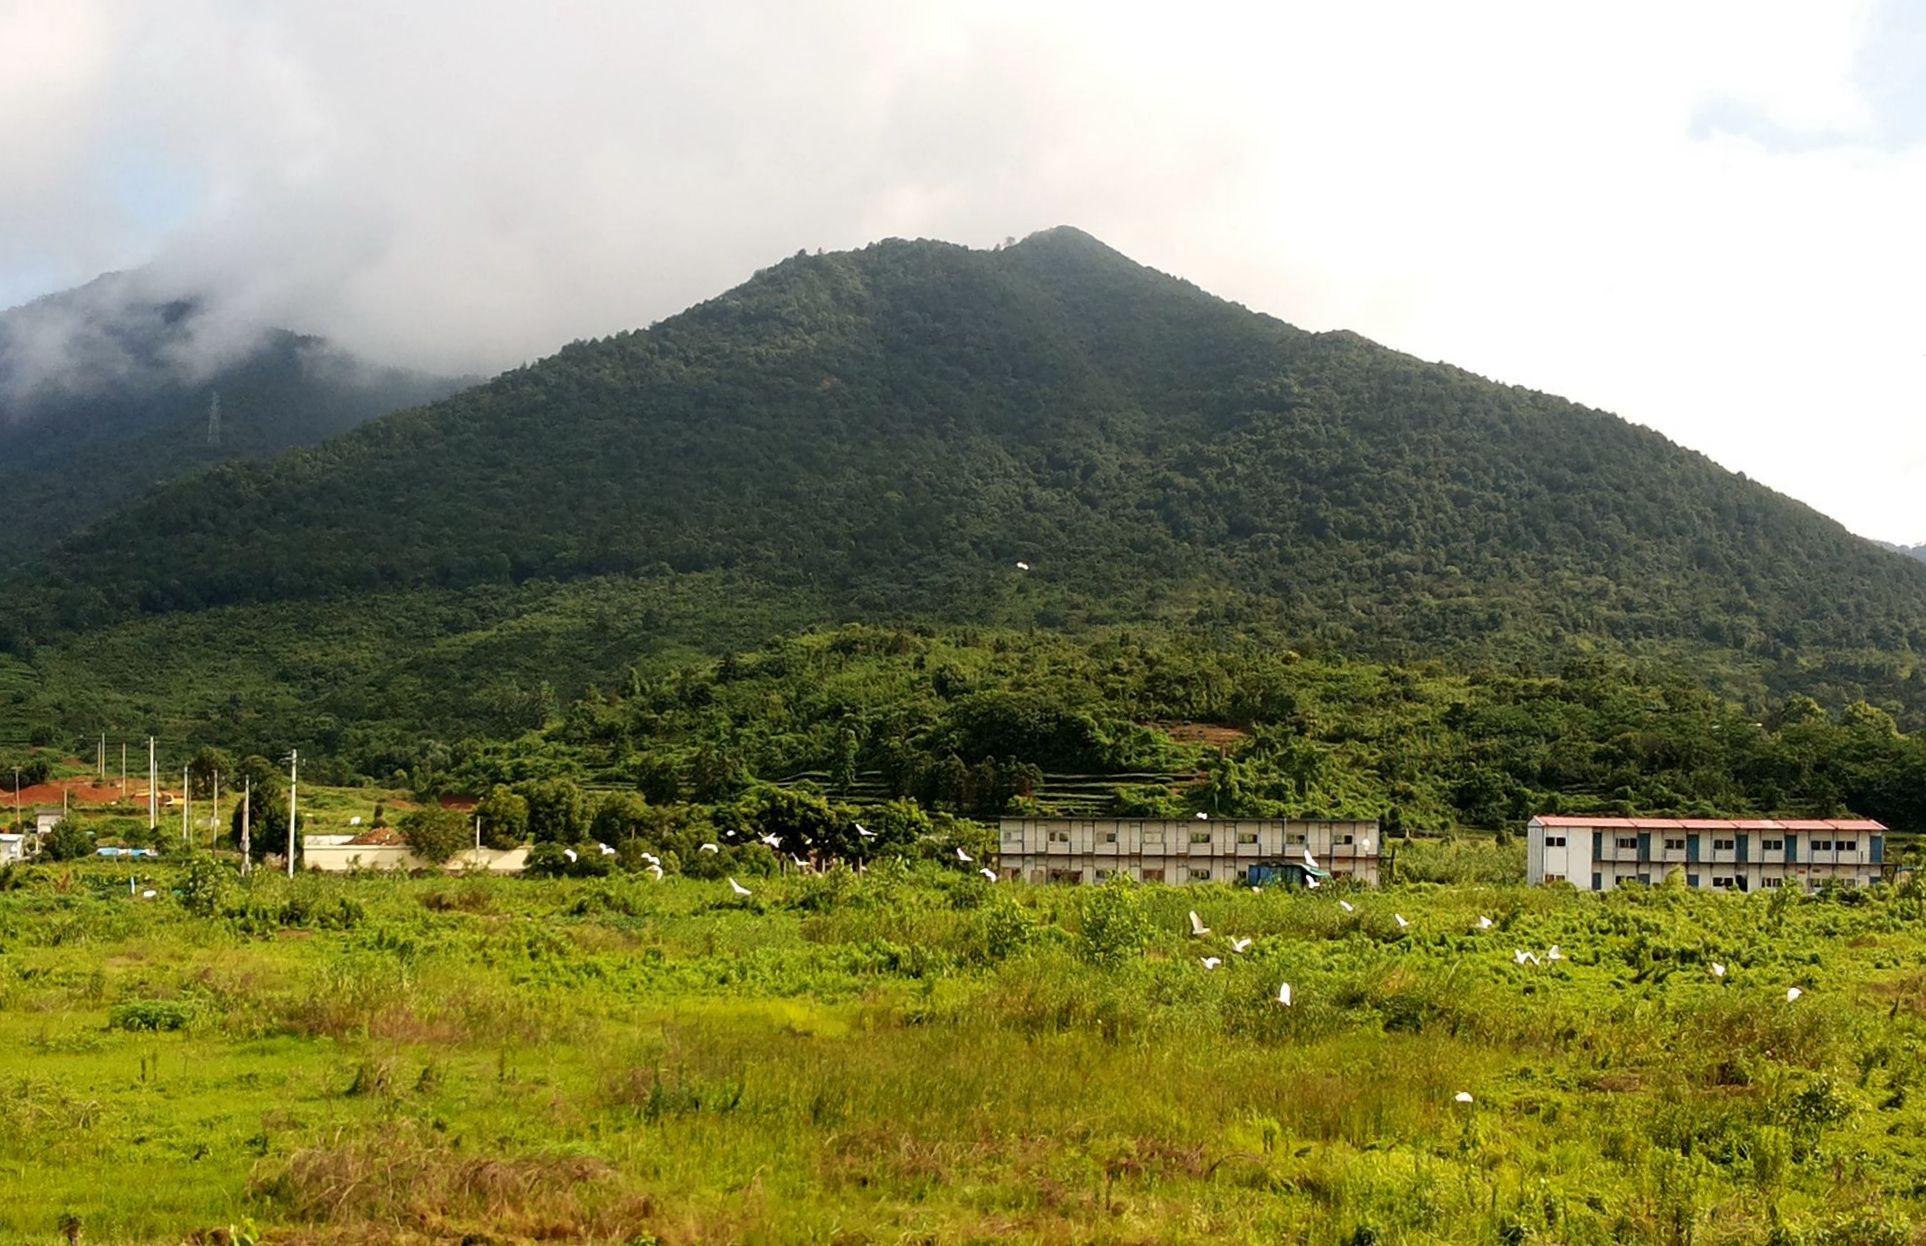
0,270 -> 467,564
13,227 -> 1926,746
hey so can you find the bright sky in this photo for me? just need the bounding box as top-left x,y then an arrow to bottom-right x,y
3,1 -> 1923,542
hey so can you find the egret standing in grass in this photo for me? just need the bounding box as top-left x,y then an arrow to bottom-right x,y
1711,962 -> 1727,979
1787,986 -> 1803,1002
1276,982 -> 1293,1007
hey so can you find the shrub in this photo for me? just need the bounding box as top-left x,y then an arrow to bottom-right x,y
399,807 -> 470,864
40,819 -> 94,862
110,998 -> 194,1031
1077,877 -> 1151,970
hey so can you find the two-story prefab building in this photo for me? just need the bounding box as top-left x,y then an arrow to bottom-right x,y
996,816 -> 1382,886
1527,815 -> 1887,892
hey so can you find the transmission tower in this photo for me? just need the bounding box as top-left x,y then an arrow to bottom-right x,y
206,390 -> 222,447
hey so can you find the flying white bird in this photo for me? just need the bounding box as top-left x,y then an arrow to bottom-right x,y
1231,937 -> 1253,954
598,842 -> 616,856
647,864 -> 664,880
1302,847 -> 1318,870
1477,915 -> 1493,930
1276,982 -> 1293,1007
1306,876 -> 1320,889
1546,945 -> 1563,962
856,823 -> 876,839
1015,561 -> 1030,571
141,889 -> 157,899
349,816 -> 362,826
1514,949 -> 1539,966
639,851 -> 660,866
1360,839 -> 1373,852
790,853 -> 807,868
1710,962 -> 1727,979
728,877 -> 751,897
979,867 -> 997,882
1189,911 -> 1210,937
956,847 -> 973,863
1195,811 -> 1208,820
1339,900 -> 1354,912
1786,987 -> 1803,1002
1394,913 -> 1409,929
760,833 -> 781,848
699,842 -> 719,854
1454,1091 -> 1474,1104
563,847 -> 578,863
1200,957 -> 1223,970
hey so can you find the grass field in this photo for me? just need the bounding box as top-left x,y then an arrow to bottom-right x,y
2,862 -> 1923,1244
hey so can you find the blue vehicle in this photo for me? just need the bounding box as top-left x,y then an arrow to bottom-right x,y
1245,860 -> 1331,888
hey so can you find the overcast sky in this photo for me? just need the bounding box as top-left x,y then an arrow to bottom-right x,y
4,1 -> 1923,541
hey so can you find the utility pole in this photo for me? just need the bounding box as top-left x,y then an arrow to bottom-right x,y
120,742 -> 127,800
181,766 -> 190,843
147,737 -> 157,830
10,766 -> 17,835
97,733 -> 105,783
211,771 -> 220,853
241,778 -> 251,877
286,749 -> 298,878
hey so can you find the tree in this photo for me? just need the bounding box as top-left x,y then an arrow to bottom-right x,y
475,786 -> 530,849
40,819 -> 94,862
589,791 -> 650,845
230,786 -> 296,864
187,746 -> 233,799
634,753 -> 680,804
399,807 -> 470,864
517,778 -> 588,843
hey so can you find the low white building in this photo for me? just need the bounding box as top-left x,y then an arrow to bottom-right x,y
996,816 -> 1382,885
1528,815 -> 1887,892
302,829 -> 528,874
0,833 -> 26,864
32,806 -> 62,835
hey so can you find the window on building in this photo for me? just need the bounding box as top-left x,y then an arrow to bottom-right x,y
1544,835 -> 1566,848
1141,868 -> 1165,883
1287,834 -> 1306,846
1047,869 -> 1082,884
1338,834 -> 1354,845
1544,873 -> 1565,884
1187,867 -> 1212,881
1094,869 -> 1112,882
1001,829 -> 1023,845
1144,829 -> 1165,845
1712,838 -> 1733,851
1762,876 -> 1784,888
1047,830 -> 1070,844
1190,831 -> 1211,844
1836,839 -> 1857,852
1616,837 -> 1638,850
1762,839 -> 1783,852
1712,876 -> 1734,889
1812,840 -> 1832,852
1663,837 -> 1685,851
1236,831 -> 1258,845
1103,830 -> 1118,843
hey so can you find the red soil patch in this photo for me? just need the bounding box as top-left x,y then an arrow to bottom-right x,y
4,779 -> 166,807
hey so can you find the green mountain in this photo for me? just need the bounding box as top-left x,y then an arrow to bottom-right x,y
0,271 -> 465,565
12,228 -> 1926,757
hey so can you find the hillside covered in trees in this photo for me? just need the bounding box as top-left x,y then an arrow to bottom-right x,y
8,228 -> 1926,773
0,271 -> 463,564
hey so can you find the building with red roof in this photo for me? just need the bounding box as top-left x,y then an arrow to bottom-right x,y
1528,815 -> 1886,892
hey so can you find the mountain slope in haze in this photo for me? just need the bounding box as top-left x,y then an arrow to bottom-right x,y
0,271 -> 466,564
22,228 -> 1926,733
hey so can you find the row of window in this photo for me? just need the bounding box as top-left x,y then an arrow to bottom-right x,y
1604,836 -> 1837,854
1037,828 -> 1361,847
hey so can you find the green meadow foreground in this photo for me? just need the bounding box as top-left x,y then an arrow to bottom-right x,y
3,865 -> 1925,1245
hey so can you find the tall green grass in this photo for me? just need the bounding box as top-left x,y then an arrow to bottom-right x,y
1,864 -> 1923,1243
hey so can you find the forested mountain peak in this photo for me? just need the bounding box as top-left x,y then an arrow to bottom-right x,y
23,229 -> 1926,729
0,269 -> 466,564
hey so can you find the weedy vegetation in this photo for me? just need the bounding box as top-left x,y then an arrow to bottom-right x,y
3,861 -> 1926,1243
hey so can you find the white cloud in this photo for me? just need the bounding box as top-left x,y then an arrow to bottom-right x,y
3,0 -> 1922,539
